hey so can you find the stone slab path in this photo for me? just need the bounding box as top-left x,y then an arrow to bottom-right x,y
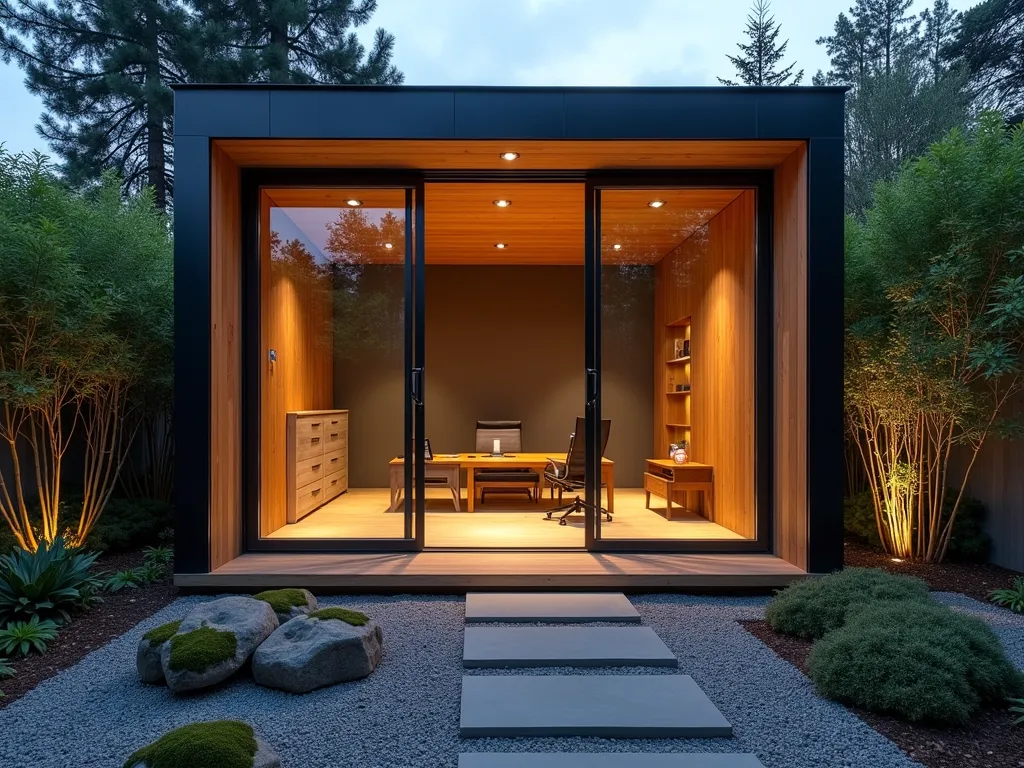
463,626 -> 678,668
459,755 -> 766,767
465,592 -> 641,623
460,674 -> 733,738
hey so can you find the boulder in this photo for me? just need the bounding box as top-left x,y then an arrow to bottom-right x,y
161,596 -> 278,693
136,619 -> 182,684
123,720 -> 280,768
253,587 -> 318,623
252,607 -> 383,694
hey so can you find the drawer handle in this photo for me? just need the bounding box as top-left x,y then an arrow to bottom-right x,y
310,422 -> 321,427
330,432 -> 339,438
312,464 -> 321,470
310,437 -> 320,444
330,457 -> 339,463
329,479 -> 337,486
331,420 -> 339,425
311,488 -> 321,496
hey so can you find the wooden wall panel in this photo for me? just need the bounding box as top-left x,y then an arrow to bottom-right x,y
773,145 -> 809,570
210,145 -> 242,569
653,191 -> 756,538
260,193 -> 335,536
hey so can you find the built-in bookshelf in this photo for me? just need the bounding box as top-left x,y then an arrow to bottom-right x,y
664,316 -> 692,452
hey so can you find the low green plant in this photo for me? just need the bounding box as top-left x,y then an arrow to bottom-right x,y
765,568 -> 932,639
989,577 -> 1024,614
254,588 -> 309,614
123,720 -> 257,768
104,570 -> 144,593
143,619 -> 181,646
808,600 -> 1024,725
167,626 -> 237,673
308,607 -> 368,626
0,657 -> 13,698
0,537 -> 103,624
1010,697 -> 1024,726
0,615 -> 60,657
134,561 -> 165,583
142,545 -> 173,566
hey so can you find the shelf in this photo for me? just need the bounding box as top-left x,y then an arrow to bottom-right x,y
666,390 -> 691,396
666,423 -> 691,428
665,356 -> 691,365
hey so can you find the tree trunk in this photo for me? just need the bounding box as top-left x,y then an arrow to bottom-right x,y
144,6 -> 167,209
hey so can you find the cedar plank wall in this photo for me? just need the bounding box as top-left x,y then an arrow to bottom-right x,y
259,191 -> 335,536
654,190 -> 756,538
209,145 -> 243,569
773,145 -> 809,571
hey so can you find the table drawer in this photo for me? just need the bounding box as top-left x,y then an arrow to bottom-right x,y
644,472 -> 670,498
647,465 -> 713,484
323,470 -> 348,500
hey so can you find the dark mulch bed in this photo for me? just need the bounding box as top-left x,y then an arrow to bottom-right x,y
844,538 -> 1023,602
0,550 -> 178,707
743,619 -> 1024,768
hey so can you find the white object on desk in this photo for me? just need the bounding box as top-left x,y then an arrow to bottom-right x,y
493,439 -> 501,454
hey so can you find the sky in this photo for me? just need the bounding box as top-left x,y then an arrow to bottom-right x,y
0,0 -> 979,157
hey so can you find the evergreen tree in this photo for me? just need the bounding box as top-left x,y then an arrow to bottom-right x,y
921,0 -> 958,82
718,0 -> 803,86
947,0 -> 1024,123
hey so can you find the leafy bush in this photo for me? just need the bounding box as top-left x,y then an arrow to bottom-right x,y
86,498 -> 174,554
843,490 -> 991,561
0,615 -> 59,657
765,568 -> 932,639
123,721 -> 257,768
105,570 -> 144,593
0,537 -> 103,624
142,545 -> 173,565
808,600 -> 1024,725
103,551 -> 167,594
990,577 -> 1024,614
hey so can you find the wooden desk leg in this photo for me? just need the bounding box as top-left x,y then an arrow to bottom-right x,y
607,466 -> 615,515
466,471 -> 475,512
450,467 -> 461,512
389,468 -> 399,514
706,482 -> 714,521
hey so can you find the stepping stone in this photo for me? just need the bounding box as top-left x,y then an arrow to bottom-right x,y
459,756 -> 765,768
459,675 -> 732,738
463,626 -> 677,668
465,593 -> 640,623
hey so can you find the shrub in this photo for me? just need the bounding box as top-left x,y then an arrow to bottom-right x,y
1011,698 -> 1024,726
105,570 -> 144,593
990,577 -> 1024,614
143,619 -> 181,646
308,607 -> 368,626
142,545 -> 173,566
808,600 -> 1024,725
123,720 -> 257,768
167,627 -> 237,673
0,657 -> 13,698
0,615 -> 59,657
254,588 -> 309,614
765,568 -> 932,639
843,490 -> 991,561
0,537 -> 103,624
86,498 -> 174,554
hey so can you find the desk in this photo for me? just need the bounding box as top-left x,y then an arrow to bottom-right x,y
388,461 -> 460,513
644,459 -> 714,520
388,454 -> 615,513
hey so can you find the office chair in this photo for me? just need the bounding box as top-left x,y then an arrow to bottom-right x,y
544,417 -> 612,525
473,420 -> 540,504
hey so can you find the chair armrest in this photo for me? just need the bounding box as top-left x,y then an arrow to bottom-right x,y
546,458 -> 567,478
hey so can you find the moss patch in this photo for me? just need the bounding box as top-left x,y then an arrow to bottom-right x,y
143,619 -> 182,646
167,626 -> 237,673
253,588 -> 309,614
123,720 -> 256,768
308,607 -> 368,626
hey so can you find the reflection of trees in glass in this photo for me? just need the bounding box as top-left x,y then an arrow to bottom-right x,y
323,208 -> 406,362
269,229 -> 333,354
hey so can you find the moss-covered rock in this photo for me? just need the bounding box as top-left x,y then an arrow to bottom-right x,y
308,607 -> 368,626
253,588 -> 317,623
160,595 -> 278,694
123,720 -> 280,768
137,619 -> 182,685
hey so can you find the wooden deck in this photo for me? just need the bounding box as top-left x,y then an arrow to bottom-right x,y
175,551 -> 807,591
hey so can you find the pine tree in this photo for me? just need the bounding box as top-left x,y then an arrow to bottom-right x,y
718,0 -> 803,86
947,0 -> 1024,123
920,0 -> 959,82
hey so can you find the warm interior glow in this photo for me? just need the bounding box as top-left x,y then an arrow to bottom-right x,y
493,199 -> 512,207
499,152 -> 520,161
647,199 -> 666,208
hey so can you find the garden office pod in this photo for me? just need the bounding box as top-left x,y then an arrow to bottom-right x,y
171,85 -> 845,589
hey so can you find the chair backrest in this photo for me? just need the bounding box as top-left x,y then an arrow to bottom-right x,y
563,417 -> 611,480
475,420 -> 523,453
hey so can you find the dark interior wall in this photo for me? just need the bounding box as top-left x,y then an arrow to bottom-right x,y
333,265 -> 653,488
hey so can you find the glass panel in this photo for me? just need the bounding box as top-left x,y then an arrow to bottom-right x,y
257,188 -> 413,540
596,188 -> 757,542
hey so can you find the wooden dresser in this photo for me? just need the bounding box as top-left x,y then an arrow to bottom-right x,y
286,410 -> 349,523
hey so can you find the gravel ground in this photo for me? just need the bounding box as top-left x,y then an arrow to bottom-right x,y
0,594 -> 945,768
933,591 -> 1024,667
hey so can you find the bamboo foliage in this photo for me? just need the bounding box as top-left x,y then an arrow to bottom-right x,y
845,112 -> 1024,562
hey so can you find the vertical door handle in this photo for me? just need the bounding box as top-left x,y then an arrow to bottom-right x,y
411,367 -> 424,406
586,368 -> 598,408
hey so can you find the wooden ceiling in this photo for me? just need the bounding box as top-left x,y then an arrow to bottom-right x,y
220,139 -> 802,170
263,184 -> 746,265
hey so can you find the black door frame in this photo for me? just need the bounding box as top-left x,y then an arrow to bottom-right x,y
584,170 -> 775,553
240,168 -> 425,552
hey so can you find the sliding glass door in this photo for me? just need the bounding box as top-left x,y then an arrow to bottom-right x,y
244,174 -> 425,551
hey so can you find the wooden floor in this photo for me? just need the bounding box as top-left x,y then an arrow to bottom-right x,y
265,487 -> 746,547
176,551 -> 806,590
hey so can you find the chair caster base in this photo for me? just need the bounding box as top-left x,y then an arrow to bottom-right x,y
558,518 -> 568,526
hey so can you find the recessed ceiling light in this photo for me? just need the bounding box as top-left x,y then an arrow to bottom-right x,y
346,199 -> 362,207
613,244 -> 622,251
384,243 -> 394,250
499,152 -> 520,161
494,243 -> 508,249
493,199 -> 512,207
647,199 -> 666,208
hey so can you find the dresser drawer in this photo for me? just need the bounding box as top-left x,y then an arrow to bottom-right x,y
323,448 -> 347,475
295,416 -> 328,438
323,425 -> 347,451
322,469 -> 348,501
295,481 -> 326,519
294,454 -> 326,488
294,432 -> 326,461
